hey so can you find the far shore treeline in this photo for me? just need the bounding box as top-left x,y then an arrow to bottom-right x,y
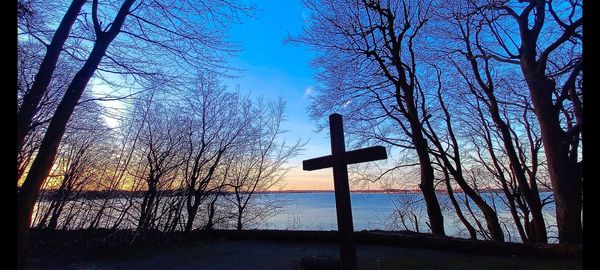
30,187 -> 554,201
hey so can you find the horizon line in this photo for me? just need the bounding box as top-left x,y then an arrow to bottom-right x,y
34,187 -> 552,193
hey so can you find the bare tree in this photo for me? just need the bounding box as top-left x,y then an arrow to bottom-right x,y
291,0 -> 447,236
17,0 -> 87,157
454,16 -> 547,242
135,100 -> 185,231
86,86 -> 161,230
17,40 -> 80,184
387,193 -> 426,233
179,76 -> 252,232
437,158 -> 477,239
18,0 -> 135,262
469,0 -> 582,244
17,0 -> 254,262
35,101 -> 111,230
223,99 -> 304,230
420,67 -> 503,240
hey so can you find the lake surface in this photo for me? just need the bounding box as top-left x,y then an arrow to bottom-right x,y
256,192 -> 557,242
33,191 -> 557,243
262,192 -> 415,230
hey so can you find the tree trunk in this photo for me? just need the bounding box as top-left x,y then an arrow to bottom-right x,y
404,100 -> 445,236
18,37 -> 116,267
447,169 -> 503,241
185,203 -> 199,232
461,37 -> 547,242
443,168 -> 477,240
426,113 -> 504,241
486,95 -> 547,243
478,103 -> 531,243
527,78 -> 582,244
139,181 -> 157,230
88,198 -> 109,229
412,132 -> 445,235
17,1 -> 136,264
236,207 -> 244,230
167,202 -> 182,232
47,200 -> 67,230
501,184 -> 529,243
508,0 -> 583,243
36,197 -> 55,229
185,189 -> 206,232
17,0 -> 87,158
426,82 -> 503,241
204,196 -> 218,230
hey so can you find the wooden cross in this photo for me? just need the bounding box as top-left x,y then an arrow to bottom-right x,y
302,113 -> 387,270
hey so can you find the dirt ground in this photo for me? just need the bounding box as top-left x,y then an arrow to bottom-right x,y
25,238 -> 581,270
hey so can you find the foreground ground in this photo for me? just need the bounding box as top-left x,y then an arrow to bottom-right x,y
24,230 -> 582,270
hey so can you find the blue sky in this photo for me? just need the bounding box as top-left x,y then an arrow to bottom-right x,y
222,0 -> 335,190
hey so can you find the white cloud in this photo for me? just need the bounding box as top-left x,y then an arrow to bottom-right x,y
303,86 -> 314,98
342,99 -> 352,107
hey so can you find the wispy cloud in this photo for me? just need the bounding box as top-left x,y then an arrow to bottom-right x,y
303,86 -> 314,98
301,11 -> 308,21
342,99 -> 352,107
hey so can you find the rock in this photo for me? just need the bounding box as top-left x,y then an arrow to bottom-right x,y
299,255 -> 339,270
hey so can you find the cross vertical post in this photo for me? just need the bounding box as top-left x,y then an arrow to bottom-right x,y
329,114 -> 358,270
303,113 -> 388,270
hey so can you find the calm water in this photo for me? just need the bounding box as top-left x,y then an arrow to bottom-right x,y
262,192 -> 411,230
33,191 -> 557,242
258,192 -> 557,242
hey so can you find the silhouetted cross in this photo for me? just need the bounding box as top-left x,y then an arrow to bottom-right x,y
302,113 -> 387,270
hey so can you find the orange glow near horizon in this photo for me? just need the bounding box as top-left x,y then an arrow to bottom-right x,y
274,165 -> 413,191
279,166 -> 334,191
21,160 -> 402,192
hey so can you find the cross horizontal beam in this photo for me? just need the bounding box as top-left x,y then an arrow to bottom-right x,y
302,146 -> 387,171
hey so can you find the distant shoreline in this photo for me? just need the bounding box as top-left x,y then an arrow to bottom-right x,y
33,187 -> 553,200
259,188 -> 552,194
261,189 -> 421,194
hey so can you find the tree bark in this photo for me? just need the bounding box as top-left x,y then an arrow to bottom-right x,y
442,167 -> 477,240
138,180 -> 158,230
204,196 -> 218,230
502,0 -> 583,244
236,208 -> 244,231
524,74 -> 582,244
398,84 -> 446,236
407,113 -> 445,236
185,200 -> 199,232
